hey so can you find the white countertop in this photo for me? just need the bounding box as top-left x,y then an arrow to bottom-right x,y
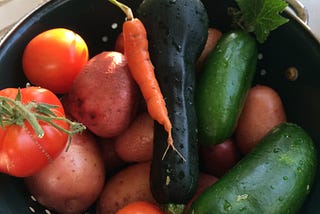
0,0 -> 319,39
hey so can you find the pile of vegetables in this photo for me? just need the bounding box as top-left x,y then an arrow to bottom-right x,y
0,0 -> 317,213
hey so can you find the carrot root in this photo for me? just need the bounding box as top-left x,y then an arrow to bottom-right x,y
161,127 -> 186,162
109,0 -> 186,162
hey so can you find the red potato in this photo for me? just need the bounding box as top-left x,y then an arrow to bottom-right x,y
196,28 -> 222,72
199,139 -> 241,177
25,130 -> 106,214
98,137 -> 126,175
115,32 -> 124,53
184,172 -> 218,213
115,112 -> 154,162
97,162 -> 157,214
64,51 -> 140,138
235,84 -> 287,154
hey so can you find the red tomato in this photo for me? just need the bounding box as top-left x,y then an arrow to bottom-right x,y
199,139 -> 241,177
116,201 -> 164,214
22,28 -> 89,94
0,87 -> 69,177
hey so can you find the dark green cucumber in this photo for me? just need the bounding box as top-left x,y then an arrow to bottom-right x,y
136,0 -> 209,209
195,31 -> 258,145
189,122 -> 317,214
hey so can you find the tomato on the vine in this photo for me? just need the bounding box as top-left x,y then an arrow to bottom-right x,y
0,87 -> 85,177
22,28 -> 89,94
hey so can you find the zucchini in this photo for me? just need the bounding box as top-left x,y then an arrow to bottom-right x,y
195,31 -> 258,145
189,122 -> 317,213
136,0 -> 209,211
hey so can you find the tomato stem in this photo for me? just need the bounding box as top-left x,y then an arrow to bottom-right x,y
16,100 -> 45,137
0,95 -> 45,137
0,94 -> 85,139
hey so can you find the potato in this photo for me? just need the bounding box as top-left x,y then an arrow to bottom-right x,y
97,137 -> 126,176
25,130 -> 105,214
235,85 -> 287,154
199,138 -> 241,177
115,32 -> 124,53
196,28 -> 222,72
64,51 -> 140,138
115,112 -> 154,162
96,162 -> 157,214
184,172 -> 218,213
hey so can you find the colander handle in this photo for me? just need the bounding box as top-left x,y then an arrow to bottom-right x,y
285,0 -> 309,24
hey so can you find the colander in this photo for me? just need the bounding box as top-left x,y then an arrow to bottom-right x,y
0,0 -> 320,213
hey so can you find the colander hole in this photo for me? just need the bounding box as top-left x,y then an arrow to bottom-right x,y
257,53 -> 263,60
45,209 -> 52,214
285,66 -> 298,81
101,36 -> 108,42
30,195 -> 37,202
260,69 -> 267,76
111,22 -> 118,29
28,206 -> 36,213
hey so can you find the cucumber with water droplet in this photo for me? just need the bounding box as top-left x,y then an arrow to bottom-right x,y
195,31 -> 257,145
136,0 -> 209,211
188,122 -> 317,214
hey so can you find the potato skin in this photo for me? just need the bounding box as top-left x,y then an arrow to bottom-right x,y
98,137 -> 126,176
65,51 -> 140,138
115,112 -> 154,162
25,131 -> 106,214
184,173 -> 218,213
235,85 -> 287,154
199,138 -> 241,177
97,162 -> 157,214
196,28 -> 222,72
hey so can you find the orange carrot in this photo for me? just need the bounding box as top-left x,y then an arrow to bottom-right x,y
108,0 -> 184,160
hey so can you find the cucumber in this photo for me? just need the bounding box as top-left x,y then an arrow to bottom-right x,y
136,0 -> 209,210
195,31 -> 258,145
188,122 -> 317,214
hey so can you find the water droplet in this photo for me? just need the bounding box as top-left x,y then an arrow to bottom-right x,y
240,207 -> 247,211
299,160 -> 305,168
236,194 -> 248,202
283,176 -> 288,180
178,171 -> 185,179
224,200 -> 232,211
297,167 -> 302,173
273,147 -> 281,153
175,97 -> 182,105
172,41 -> 182,52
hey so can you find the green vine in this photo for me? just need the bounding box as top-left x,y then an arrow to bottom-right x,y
0,89 -> 85,142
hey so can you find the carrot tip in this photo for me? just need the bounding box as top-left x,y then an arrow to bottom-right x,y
161,131 -> 186,162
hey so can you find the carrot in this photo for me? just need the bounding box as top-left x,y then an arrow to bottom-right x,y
108,0 -> 185,161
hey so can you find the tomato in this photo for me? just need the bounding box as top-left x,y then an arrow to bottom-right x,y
116,201 -> 164,214
22,28 -> 89,94
0,87 -> 70,177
